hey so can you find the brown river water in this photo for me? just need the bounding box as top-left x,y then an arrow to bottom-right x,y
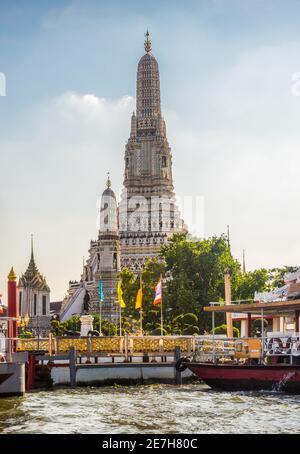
0,384 -> 299,434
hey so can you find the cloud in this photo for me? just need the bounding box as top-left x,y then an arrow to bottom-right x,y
0,92 -> 134,301
168,40 -> 300,270
2,38 -> 300,302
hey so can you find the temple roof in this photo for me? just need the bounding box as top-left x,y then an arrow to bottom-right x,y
18,238 -> 50,292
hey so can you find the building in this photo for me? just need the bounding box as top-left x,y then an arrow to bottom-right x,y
60,32 -> 185,322
18,240 -> 51,336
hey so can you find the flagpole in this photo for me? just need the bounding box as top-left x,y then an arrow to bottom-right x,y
160,273 -> 163,336
140,308 -> 143,335
99,298 -> 102,336
99,276 -> 102,336
119,304 -> 122,336
140,275 -> 143,335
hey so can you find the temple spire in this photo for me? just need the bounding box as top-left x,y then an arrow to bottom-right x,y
242,249 -> 246,274
106,172 -> 111,189
31,234 -> 34,260
227,225 -> 230,249
136,31 -> 161,121
8,267 -> 17,282
144,29 -> 152,53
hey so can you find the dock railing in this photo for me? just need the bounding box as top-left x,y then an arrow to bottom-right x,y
193,334 -> 300,364
19,335 -> 196,358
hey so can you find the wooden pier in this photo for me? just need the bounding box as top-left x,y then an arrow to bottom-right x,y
26,345 -> 192,389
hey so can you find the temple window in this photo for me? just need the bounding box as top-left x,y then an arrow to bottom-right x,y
33,294 -> 37,315
42,295 -> 47,315
162,156 -> 167,168
19,291 -> 22,315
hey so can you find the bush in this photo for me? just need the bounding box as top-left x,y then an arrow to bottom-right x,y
19,331 -> 34,339
211,324 -> 240,338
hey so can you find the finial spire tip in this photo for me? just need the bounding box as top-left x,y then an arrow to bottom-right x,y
106,172 -> 111,188
144,29 -> 152,53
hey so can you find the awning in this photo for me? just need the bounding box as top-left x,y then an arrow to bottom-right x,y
204,299 -> 300,316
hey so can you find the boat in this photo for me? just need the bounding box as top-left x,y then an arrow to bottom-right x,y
181,362 -> 300,392
0,316 -> 25,397
176,298 -> 300,393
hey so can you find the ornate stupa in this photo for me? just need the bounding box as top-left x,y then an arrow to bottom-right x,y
59,32 -> 185,322
119,31 -> 185,271
60,174 -> 120,322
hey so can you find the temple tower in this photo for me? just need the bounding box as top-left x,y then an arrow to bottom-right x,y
60,175 -> 120,324
90,174 -> 120,321
119,31 -> 185,270
18,238 -> 51,336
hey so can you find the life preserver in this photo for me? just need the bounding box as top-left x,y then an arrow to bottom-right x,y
267,337 -> 283,354
175,357 -> 190,372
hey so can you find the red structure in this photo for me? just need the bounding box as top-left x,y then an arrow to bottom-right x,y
7,267 -> 18,351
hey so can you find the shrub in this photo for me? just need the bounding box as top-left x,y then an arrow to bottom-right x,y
211,324 -> 240,338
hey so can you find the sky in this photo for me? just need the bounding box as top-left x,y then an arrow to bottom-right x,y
1,0 -> 300,301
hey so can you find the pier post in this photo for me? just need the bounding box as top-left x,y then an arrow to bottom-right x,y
124,335 -> 129,362
174,346 -> 182,385
48,333 -> 52,355
69,347 -> 77,387
54,337 -> 58,355
86,337 -> 92,364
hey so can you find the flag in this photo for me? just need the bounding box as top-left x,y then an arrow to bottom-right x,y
98,279 -> 104,301
24,313 -> 29,326
0,294 -> 3,314
135,276 -> 143,310
153,279 -> 162,305
117,280 -> 126,308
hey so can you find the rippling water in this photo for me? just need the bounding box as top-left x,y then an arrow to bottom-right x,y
0,384 -> 299,434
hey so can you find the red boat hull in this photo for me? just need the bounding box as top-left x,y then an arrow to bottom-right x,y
187,363 -> 300,392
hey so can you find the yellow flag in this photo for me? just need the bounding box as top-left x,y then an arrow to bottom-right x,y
135,276 -> 143,310
117,280 -> 126,308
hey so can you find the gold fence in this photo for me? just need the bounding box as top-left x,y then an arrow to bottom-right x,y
19,335 -> 195,354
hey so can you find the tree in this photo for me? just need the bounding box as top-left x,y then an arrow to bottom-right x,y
234,269 -> 268,301
160,233 -> 240,332
266,266 -> 299,290
118,259 -> 166,335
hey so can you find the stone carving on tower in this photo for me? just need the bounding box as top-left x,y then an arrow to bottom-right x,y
119,31 -> 185,271
18,238 -> 51,336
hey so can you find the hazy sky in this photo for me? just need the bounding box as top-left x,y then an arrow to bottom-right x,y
1,0 -> 300,301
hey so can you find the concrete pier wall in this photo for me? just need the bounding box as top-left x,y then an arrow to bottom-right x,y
0,363 -> 25,397
51,363 -> 193,387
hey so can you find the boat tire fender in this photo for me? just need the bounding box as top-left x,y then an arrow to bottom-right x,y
175,357 -> 190,372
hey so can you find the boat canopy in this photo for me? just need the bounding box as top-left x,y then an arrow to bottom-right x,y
204,299 -> 300,316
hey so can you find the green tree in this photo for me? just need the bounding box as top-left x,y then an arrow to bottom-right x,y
266,266 -> 298,290
161,233 -> 240,332
234,269 -> 268,301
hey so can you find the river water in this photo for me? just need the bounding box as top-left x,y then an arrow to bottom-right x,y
0,384 -> 299,434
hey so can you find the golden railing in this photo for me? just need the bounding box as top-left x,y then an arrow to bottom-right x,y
19,335 -> 195,354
